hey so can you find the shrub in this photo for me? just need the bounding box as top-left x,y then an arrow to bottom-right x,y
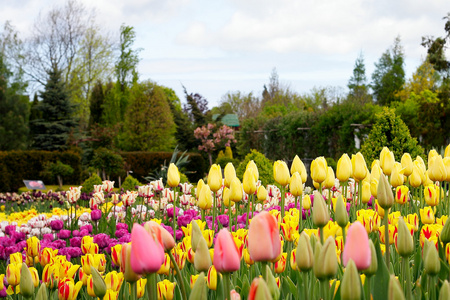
40,161 -> 74,189
81,173 -> 103,194
361,107 -> 425,165
121,175 -> 142,191
236,149 -> 274,186
215,156 -> 240,170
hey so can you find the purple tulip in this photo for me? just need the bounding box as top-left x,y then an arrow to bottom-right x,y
115,229 -> 129,239
4,225 -> 16,236
70,237 -> 82,248
216,215 -> 229,227
50,220 -> 64,231
116,223 -> 128,232
94,234 -> 110,249
43,234 -> 54,241
58,230 -> 71,239
91,209 -> 102,221
80,224 -> 93,234
167,207 -> 181,218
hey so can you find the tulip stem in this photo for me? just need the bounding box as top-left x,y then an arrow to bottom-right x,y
281,186 -> 285,220
228,204 -> 232,230
223,272 -> 231,300
261,261 -> 268,282
246,195 -> 251,229
168,250 -> 188,300
384,213 -> 390,269
146,273 -> 157,300
173,187 -> 178,241
201,209 -> 205,223
402,256 -> 412,300
364,275 -> 372,300
213,192 -> 216,234
131,281 -> 137,300
299,195 -> 303,233
319,226 -> 324,244
302,271 -> 309,300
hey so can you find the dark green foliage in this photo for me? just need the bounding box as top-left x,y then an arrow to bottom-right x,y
120,82 -> 176,151
361,107 -> 424,166
120,175 -> 141,191
29,66 -> 77,151
40,160 -> 74,188
215,156 -> 240,170
0,53 -> 29,150
91,148 -> 123,180
145,146 -> 190,186
81,173 -> 103,194
371,37 -> 406,106
116,24 -> 140,93
183,87 -> 209,128
89,81 -> 105,128
348,53 -> 372,104
121,151 -> 207,183
236,150 -> 274,187
0,150 -> 81,192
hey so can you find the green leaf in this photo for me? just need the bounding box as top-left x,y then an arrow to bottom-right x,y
285,276 -> 298,298
240,274 -> 250,297
372,238 -> 390,300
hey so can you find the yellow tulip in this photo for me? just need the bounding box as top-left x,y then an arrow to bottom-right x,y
420,207 -> 435,224
361,180 -> 371,204
401,153 -> 413,177
10,253 -> 23,265
409,164 -> 423,188
303,195 -> 311,210
157,279 -> 176,300
243,248 -> 255,265
246,160 -> 259,181
198,185 -> 213,210
274,160 -> 290,186
29,267 -> 39,288
207,164 -> 222,193
443,157 -> 450,181
167,163 -> 180,188
206,266 -> 218,290
352,152 -> 367,181
336,153 -> 352,182
26,236 -> 41,258
395,185 -> 409,205
58,278 -> 83,300
157,254 -> 171,276
311,157 -> 327,184
6,263 -> 21,287
380,147 -> 395,176
390,162 -> 404,188
428,149 -> 439,168
274,253 -> 287,273
257,185 -> 268,202
196,179 -> 205,199
105,271 -> 124,292
290,172 -> 303,197
428,155 -> 447,182
370,163 -> 381,183
222,187 -> 233,208
445,144 -> 450,158
229,178 -> 243,202
323,167 -> 335,189
104,290 -> 119,300
370,179 -> 378,198
415,157 -> 427,175
137,278 -> 147,298
223,163 -> 236,188
243,168 -> 257,195
424,171 -> 434,186
291,155 -> 307,183
424,185 -> 438,206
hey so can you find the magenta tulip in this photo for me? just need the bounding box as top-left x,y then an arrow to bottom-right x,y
343,221 -> 371,270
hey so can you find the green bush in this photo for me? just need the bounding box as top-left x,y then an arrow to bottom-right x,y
236,149 -> 274,186
215,156 -> 240,170
0,150 -> 81,192
121,175 -> 142,191
81,173 -> 103,194
361,107 -> 425,166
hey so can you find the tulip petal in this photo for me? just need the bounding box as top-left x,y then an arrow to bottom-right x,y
131,224 -> 165,275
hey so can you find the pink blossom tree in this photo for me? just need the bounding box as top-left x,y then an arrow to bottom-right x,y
194,124 -> 237,165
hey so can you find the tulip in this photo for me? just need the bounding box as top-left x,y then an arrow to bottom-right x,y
248,278 -> 272,300
335,195 -> 349,228
395,217 -> 414,257
207,164 -> 222,193
343,222 -> 371,270
410,164 -> 423,188
303,194 -> 311,210
229,178 -> 243,202
312,191 -> 329,240
424,185 -> 438,206
214,229 -> 241,273
401,153 -> 413,177
247,160 -> 259,181
191,221 -> 203,252
194,236 -> 212,272
157,254 -> 170,276
130,223 -> 165,275
198,185 -> 213,210
274,160 -> 290,186
196,179 -> 205,199
443,157 -> 450,181
144,221 -> 176,251
424,240 -> 440,276
40,248 -> 58,267
362,240 -> 378,276
290,172 -> 303,197
36,283 -> 48,300
247,211 -> 281,262
311,157 -> 327,184
395,185 -> 409,205
370,179 -> 378,198
224,163 -> 237,188
370,163 -> 382,183
190,272 -> 207,298
26,236 -> 41,259
361,180 -> 371,204
206,266 -> 218,290
91,267 -> 107,298
222,187 -> 233,208
340,260 -> 361,300
377,174 -> 394,210
420,207 -> 435,224
104,290 -> 119,300
440,280 -> 450,300
323,167 -> 335,189
6,263 -> 21,287
111,244 -> 122,267
296,232 -> 314,271
352,152 -> 367,181
20,263 -> 34,298
105,271 -> 124,292
390,162 -> 404,187
167,163 -> 180,188
257,185 -> 268,202
274,253 -> 287,273
429,155 -> 447,182
242,167 -> 257,196
388,275 -> 405,300
58,278 -> 83,300
314,236 -> 338,280
380,147 -> 395,176
336,153 -> 352,182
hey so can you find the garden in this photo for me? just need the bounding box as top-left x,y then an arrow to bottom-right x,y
0,145 -> 449,300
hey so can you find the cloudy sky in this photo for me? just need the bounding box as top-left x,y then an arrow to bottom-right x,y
2,0 -> 450,107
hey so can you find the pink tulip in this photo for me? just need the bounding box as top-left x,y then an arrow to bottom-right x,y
144,221 -> 176,251
247,211 -> 281,262
343,221 -> 371,270
213,229 -> 241,273
130,224 -> 165,275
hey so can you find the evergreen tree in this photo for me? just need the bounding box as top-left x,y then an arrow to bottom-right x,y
0,53 -> 29,150
120,82 -> 176,151
183,86 -> 209,128
348,52 -> 372,104
89,80 -> 105,128
30,65 -> 77,151
371,36 -> 405,106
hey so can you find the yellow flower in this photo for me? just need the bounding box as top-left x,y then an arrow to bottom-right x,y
137,277 -> 147,298
243,168 -> 257,195
401,153 -> 413,177
390,162 -> 404,188
58,278 -> 83,300
224,163 -> 237,188
167,163 -> 181,188
311,157 -> 327,184
207,266 -> 218,290
323,167 -> 335,189
380,147 -> 395,176
361,180 -> 371,204
243,248 -> 254,265
104,289 -> 119,300
420,207 -> 435,224
352,152 -> 368,181
424,185 -> 438,206
378,224 -> 396,245
336,153 -> 352,182
26,236 -> 41,258
207,164 -> 222,193
406,214 -> 419,232
229,178 -> 243,203
302,194 -> 311,210
29,267 -> 39,288
198,185 -> 213,210
105,271 -> 124,292
6,263 -> 21,287
357,211 -> 374,234
281,220 -> 298,242
410,164 -> 423,188
395,185 -> 409,205
274,252 -> 287,273
157,253 -> 170,276
257,185 -> 268,202
274,160 -> 290,186
291,155 -> 307,183
157,280 -> 176,300
246,160 -> 259,181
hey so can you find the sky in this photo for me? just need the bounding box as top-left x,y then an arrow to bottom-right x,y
2,0 -> 450,108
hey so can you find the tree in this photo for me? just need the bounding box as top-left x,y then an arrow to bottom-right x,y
183,87 -> 209,128
219,91 -> 261,120
348,52 -> 372,104
422,13 -> 450,79
91,147 -> 123,180
41,160 -> 74,189
29,65 -> 77,150
0,52 -> 29,150
361,107 -> 424,165
194,124 -> 237,165
371,36 -> 406,106
88,80 -> 105,128
116,24 -> 140,92
120,82 -> 176,151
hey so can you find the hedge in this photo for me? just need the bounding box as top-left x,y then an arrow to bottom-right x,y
120,151 -> 207,183
0,150 -> 82,192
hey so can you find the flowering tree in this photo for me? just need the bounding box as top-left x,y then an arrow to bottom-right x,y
194,124 -> 237,165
